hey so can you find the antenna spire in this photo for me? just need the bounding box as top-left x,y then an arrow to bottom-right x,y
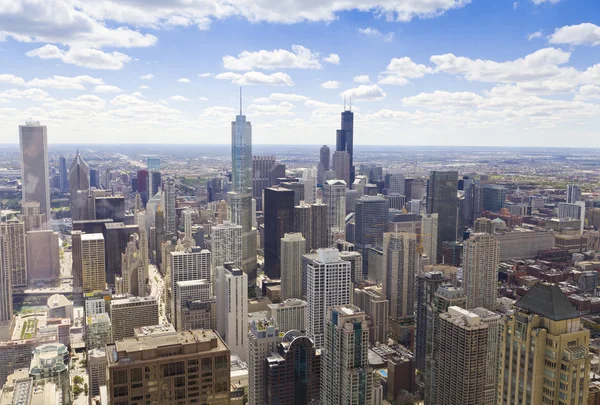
239,87 -> 242,115
349,96 -> 352,112
344,96 -> 346,111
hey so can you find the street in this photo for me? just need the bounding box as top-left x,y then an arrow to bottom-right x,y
148,263 -> 167,325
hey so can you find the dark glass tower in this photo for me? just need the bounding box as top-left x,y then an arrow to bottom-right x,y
336,109 -> 355,184
426,171 -> 459,262
263,187 -> 294,279
355,196 -> 388,277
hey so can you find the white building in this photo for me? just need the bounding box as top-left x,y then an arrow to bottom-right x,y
210,221 -> 243,271
306,248 -> 351,348
267,298 -> 307,333
110,296 -> 159,341
162,178 -> 176,235
81,233 -> 106,293
175,279 -> 211,331
216,263 -> 248,361
280,233 -> 306,300
247,319 -> 281,405
463,233 -> 500,311
323,180 -> 347,244
300,168 -> 317,204
421,213 -> 439,264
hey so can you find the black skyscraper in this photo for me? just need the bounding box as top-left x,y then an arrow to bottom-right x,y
263,187 -> 294,279
336,109 -> 355,184
426,171 -> 459,261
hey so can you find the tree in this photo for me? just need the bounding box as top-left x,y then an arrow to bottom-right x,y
73,384 -> 82,397
74,375 -> 84,385
84,383 -> 88,396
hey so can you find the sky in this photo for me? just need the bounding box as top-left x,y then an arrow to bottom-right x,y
1,0 -> 600,146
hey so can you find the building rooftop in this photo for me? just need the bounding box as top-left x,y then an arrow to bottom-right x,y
514,282 -> 580,321
110,295 -> 158,306
133,324 -> 175,338
81,233 -> 104,241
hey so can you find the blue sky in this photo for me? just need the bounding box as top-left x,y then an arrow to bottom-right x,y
1,0 -> 600,146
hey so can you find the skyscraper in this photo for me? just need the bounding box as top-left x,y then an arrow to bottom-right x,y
137,169 -> 149,205
426,171 -> 458,261
58,155 -> 68,192
110,296 -> 159,341
147,157 -> 161,197
353,287 -> 389,345
210,221 -> 243,270
81,233 -> 106,293
264,187 -> 294,279
306,248 -> 351,348
265,330 -> 321,405
266,298 -> 307,333
318,145 -> 330,186
0,219 -> 27,289
463,233 -> 499,311
567,183 -> 582,204
332,150 -> 350,185
232,93 -> 253,194
498,283 -> 590,405
421,213 -> 438,263
253,155 -> 276,210
336,108 -> 355,184
482,184 -> 507,212
323,179 -> 346,244
383,232 -> 418,321
321,305 -> 373,405
19,121 -> 50,229
162,177 -> 176,236
280,232 -> 306,300
69,150 -> 90,221
216,263 -> 248,361
385,173 -> 406,195
462,177 -> 483,227
0,235 -> 12,322
248,319 -> 282,405
355,195 -> 388,277
25,230 -> 60,282
19,201 -> 45,232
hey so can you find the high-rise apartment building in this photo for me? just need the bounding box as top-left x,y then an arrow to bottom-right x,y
253,155 -> 277,210
0,235 -> 12,322
463,233 -> 499,311
229,191 -> 257,280
383,232 -> 418,321
336,108 -> 355,184
110,296 -> 159,341
318,145 -> 330,185
432,307 -> 489,405
332,150 -> 351,185
321,305 -> 373,405
19,121 -> 51,229
0,219 -> 27,288
210,221 -> 243,270
169,247 -> 211,330
280,232 -> 305,300
263,187 -> 294,279
323,179 -> 347,244
25,230 -> 60,281
86,312 -> 112,350
267,298 -> 307,333
29,343 -> 72,404
567,183 -> 582,204
88,347 -> 107,403
306,248 -> 351,348
421,213 -> 438,264
69,151 -> 90,221
499,283 -> 590,405
471,307 -> 501,405
265,330 -> 321,405
462,179 -> 483,227
106,328 -> 230,405
355,195 -> 388,277
71,230 -> 83,289
216,263 -> 248,361
81,233 -> 106,293
248,319 -> 282,405
426,171 -> 458,261
353,287 -> 389,345
294,203 -> 312,252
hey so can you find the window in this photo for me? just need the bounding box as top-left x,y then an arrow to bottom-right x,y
131,367 -> 142,382
113,369 -> 128,385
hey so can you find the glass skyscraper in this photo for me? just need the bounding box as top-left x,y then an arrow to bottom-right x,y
232,108 -> 253,194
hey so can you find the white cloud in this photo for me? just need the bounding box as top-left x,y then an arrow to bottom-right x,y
528,30 -> 543,40
44,95 -> 106,110
0,88 -> 52,101
531,0 -> 560,4
223,45 -> 322,70
324,54 -> 340,65
403,91 -> 484,108
139,85 -> 149,89
269,93 -> 309,102
341,84 -> 387,101
252,97 -> 271,103
26,45 -> 131,70
513,2 -> 519,9
0,74 -> 26,86
177,78 -> 191,83
321,80 -> 340,89
575,85 -> 600,100
248,101 -> 294,115
198,73 -> 212,77
202,106 -> 236,117
169,95 -> 190,101
215,71 -> 294,86
549,23 -> 600,46
27,75 -> 103,90
358,27 -> 394,41
198,97 -> 209,101
93,85 -> 122,93
141,74 -> 154,79
379,57 -> 434,85
132,92 -> 144,98
354,75 -> 370,83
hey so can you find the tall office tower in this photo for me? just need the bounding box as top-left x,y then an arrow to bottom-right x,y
0,235 -> 12,321
88,347 -> 107,403
567,183 -> 582,204
229,192 -> 257,279
355,195 -> 388,277
19,121 -> 50,229
110,296 -> 159,341
95,196 -> 126,222
59,155 -> 69,192
415,271 -> 449,372
248,319 -> 282,405
432,307 -> 488,405
340,250 -> 363,283
310,201 -> 329,250
121,236 -> 145,297
323,179 -> 347,244
385,173 -> 406,195
81,233 -> 106,293
169,247 -> 211,330
332,150 -> 351,185
147,157 -> 161,196
498,283 -> 590,405
89,168 -> 98,188
137,169 -> 149,205
25,230 -> 59,282
103,222 -> 139,285
266,330 -> 321,404
463,233 -> 499,311
0,219 -> 27,288
267,298 -> 308,332
217,199 -> 228,224
182,208 -> 194,242
482,184 -> 507,212
71,230 -> 83,289
69,150 -> 90,221
162,177 -> 176,236
106,328 -> 231,405
421,213 -> 438,264
426,171 -> 458,261
136,211 -> 148,290
280,181 -> 305,206
216,263 -> 248,361
232,96 -> 253,194
19,201 -> 45,231
306,248 -> 351,348
321,305 -> 373,405
154,206 -> 165,265
280,232 -> 306,300
383,232 -> 418,321
210,221 -> 243,271
301,167 -> 317,204
336,108 -> 355,184
462,179 -> 483,227
294,203 -> 312,252
252,155 -> 276,210
353,288 -> 389,345
318,145 -> 331,185
264,187 -> 294,279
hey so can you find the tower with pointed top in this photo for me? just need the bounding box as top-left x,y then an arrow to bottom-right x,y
336,106 -> 355,184
69,150 -> 90,221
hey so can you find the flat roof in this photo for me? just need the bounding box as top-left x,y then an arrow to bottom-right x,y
81,233 -> 104,241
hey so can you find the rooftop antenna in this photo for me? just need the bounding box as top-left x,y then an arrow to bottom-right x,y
344,96 -> 346,111
239,87 -> 243,115
349,96 -> 352,112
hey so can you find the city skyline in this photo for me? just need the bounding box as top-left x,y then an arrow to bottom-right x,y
1,1 -> 600,146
